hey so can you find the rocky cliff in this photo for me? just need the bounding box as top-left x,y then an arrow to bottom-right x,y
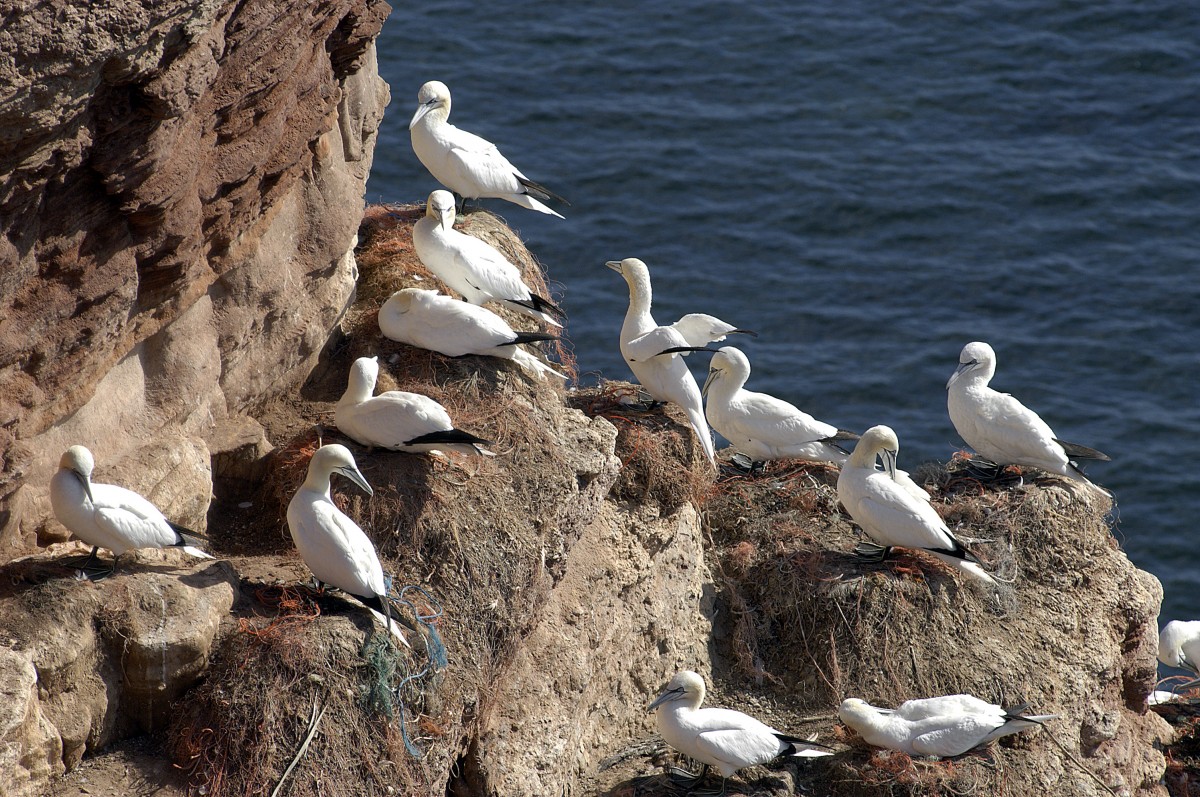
0,4 -> 1179,797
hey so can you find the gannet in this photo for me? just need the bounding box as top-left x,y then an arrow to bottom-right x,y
1159,620 -> 1200,685
669,313 -> 756,350
838,696 -> 1055,758
702,346 -> 856,468
837,426 -> 994,583
286,444 -> 409,648
947,341 -> 1111,497
649,670 -> 831,790
335,356 -> 494,456
409,81 -> 568,217
413,190 -> 564,327
49,445 -> 211,576
378,288 -> 565,380
607,258 -> 715,465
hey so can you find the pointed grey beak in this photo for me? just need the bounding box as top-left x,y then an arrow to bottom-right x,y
947,359 -> 977,389
337,465 -> 374,496
702,369 -> 718,398
647,687 -> 684,712
605,260 -> 623,273
881,448 -> 898,481
409,100 -> 436,130
73,470 -> 94,504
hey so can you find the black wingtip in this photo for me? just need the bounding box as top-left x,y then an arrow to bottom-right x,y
729,329 -> 759,338
168,520 -> 208,548
655,346 -> 721,356
1053,438 -> 1111,462
510,331 -> 560,346
405,429 -> 493,447
516,175 -> 570,206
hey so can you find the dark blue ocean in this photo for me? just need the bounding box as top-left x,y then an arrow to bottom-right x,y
369,2 -> 1200,623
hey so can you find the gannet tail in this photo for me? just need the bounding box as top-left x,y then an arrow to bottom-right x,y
503,192 -> 565,219
512,348 -> 567,380
361,595 -> 411,649
182,546 -> 215,560
503,299 -> 563,328
683,404 -> 716,465
406,429 -> 497,457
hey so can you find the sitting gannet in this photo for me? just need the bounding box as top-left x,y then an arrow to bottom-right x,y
413,190 -> 564,327
335,356 -> 494,456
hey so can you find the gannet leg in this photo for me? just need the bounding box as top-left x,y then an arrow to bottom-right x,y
853,542 -> 893,562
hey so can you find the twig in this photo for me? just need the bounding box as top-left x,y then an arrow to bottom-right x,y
270,699 -> 327,797
1037,725 -> 1120,797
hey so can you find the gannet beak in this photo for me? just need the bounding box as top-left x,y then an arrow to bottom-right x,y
73,470 -> 94,504
647,687 -> 684,712
338,465 -> 374,496
605,260 -> 624,273
702,369 -> 718,398
881,449 -> 898,481
409,100 -> 435,130
946,359 -> 977,389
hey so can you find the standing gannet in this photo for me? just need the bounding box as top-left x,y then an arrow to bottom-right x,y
649,671 -> 831,790
286,444 -> 409,648
413,190 -> 564,327
669,313 -> 757,350
378,288 -> 565,380
702,346 -> 856,468
838,696 -> 1055,758
335,357 -> 494,456
1159,620 -> 1200,685
947,341 -> 1111,496
837,426 -> 994,584
49,445 -> 212,577
409,81 -> 568,218
607,258 -> 715,465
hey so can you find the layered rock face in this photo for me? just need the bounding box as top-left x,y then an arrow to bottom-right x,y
0,0 -> 392,557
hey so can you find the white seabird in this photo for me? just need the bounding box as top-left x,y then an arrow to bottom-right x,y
838,695 -> 1055,758
947,341 -> 1111,497
413,190 -> 564,327
335,356 -> 494,456
49,445 -> 212,576
378,288 -> 566,380
837,426 -> 994,583
669,313 -> 756,350
1159,620 -> 1200,685
702,346 -> 856,468
409,81 -> 567,218
649,670 -> 831,789
286,444 -> 409,648
607,258 -> 715,465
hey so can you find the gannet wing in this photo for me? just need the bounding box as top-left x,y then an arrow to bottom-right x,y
853,481 -> 957,552
910,714 -> 1002,758
725,392 -> 837,449
625,325 -> 690,362
444,128 -> 524,197
92,485 -> 177,549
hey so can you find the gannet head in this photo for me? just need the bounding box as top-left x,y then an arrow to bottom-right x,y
410,80 -> 451,129
348,356 -> 380,394
948,341 -> 997,389
384,288 -> 432,315
308,444 -> 373,496
838,698 -> 880,728
856,425 -> 900,477
59,445 -> 96,503
426,190 -> 457,231
606,258 -> 653,305
703,346 -> 750,397
647,670 -> 706,713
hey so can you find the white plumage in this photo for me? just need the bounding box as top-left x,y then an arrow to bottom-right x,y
607,258 -> 715,465
335,356 -> 494,456
669,313 -> 755,350
702,346 -> 852,466
412,190 -> 564,327
378,288 -> 565,380
1159,620 -> 1200,676
409,81 -> 567,218
49,445 -> 211,572
286,444 -> 409,648
947,341 -> 1110,496
838,695 -> 1055,758
837,426 -> 994,583
649,670 -> 831,782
